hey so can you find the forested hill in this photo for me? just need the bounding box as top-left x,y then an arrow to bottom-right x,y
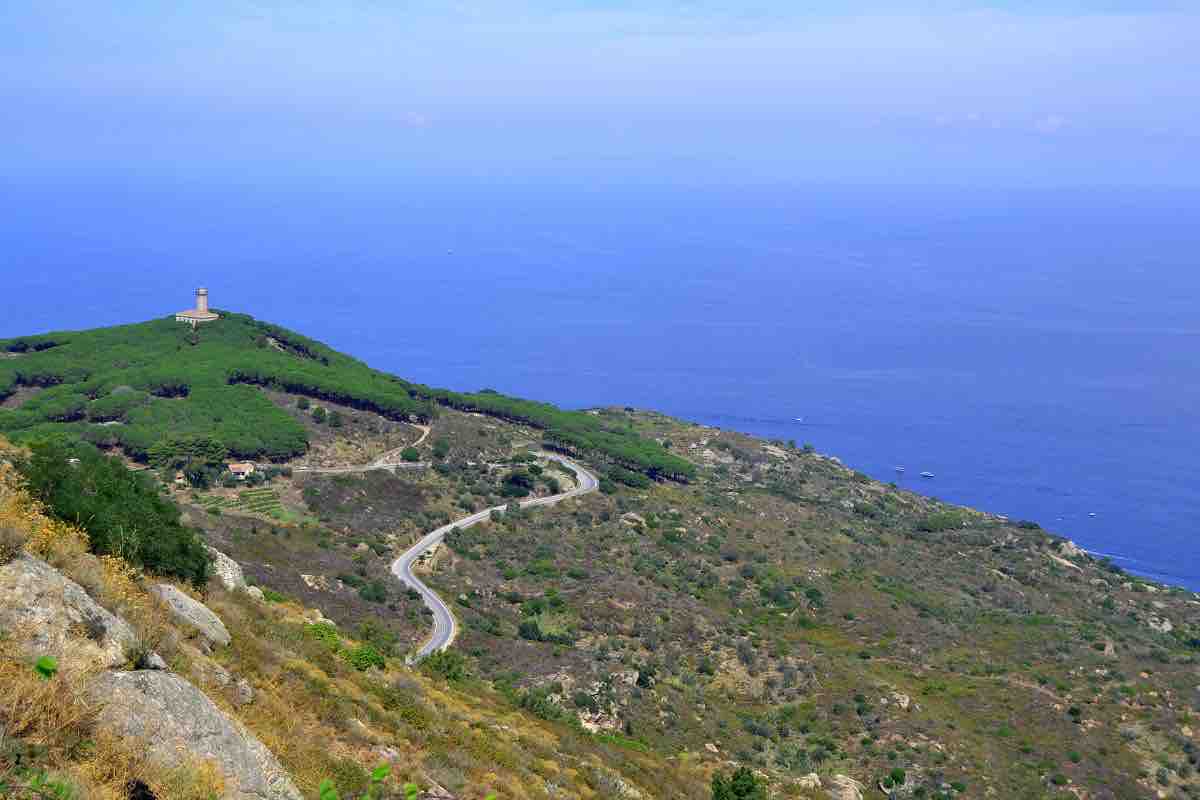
0,313 -> 694,479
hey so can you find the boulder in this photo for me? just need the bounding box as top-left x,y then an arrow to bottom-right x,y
797,773 -> 821,790
0,554 -> 137,671
92,670 -> 301,800
302,608 -> 336,627
206,546 -> 247,592
150,584 -> 231,651
828,775 -> 865,800
246,586 -> 265,601
234,678 -> 255,707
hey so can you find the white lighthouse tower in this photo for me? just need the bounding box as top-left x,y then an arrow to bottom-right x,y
175,287 -> 220,325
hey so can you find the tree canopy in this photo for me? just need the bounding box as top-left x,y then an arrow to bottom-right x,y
0,313 -> 695,480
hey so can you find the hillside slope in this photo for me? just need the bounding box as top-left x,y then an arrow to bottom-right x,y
0,436 -> 711,799
0,314 -> 692,479
3,314 -> 1200,800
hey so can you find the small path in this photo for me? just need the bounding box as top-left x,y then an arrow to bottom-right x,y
369,423 -> 432,468
296,424 -> 434,474
293,462 -> 428,475
392,453 -> 599,659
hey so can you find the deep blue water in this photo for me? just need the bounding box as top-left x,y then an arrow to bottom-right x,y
2,175 -> 1198,588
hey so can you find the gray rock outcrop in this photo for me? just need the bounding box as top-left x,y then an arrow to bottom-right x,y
0,554 -> 137,671
92,670 -> 301,800
797,773 -> 821,790
150,583 -> 231,651
828,774 -> 865,800
206,545 -> 247,592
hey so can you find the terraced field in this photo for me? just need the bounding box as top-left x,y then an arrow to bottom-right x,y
196,494 -> 237,511
238,488 -> 285,517
194,488 -> 287,519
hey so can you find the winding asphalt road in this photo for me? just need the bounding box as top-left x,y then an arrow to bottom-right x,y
391,453 -> 599,659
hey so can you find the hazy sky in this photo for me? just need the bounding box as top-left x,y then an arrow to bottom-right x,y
2,1 -> 1197,185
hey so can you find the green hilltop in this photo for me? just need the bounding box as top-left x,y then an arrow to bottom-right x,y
0,312 -> 694,480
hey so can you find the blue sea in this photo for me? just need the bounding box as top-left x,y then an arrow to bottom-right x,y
3,175 -> 1198,588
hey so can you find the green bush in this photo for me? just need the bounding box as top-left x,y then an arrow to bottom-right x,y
400,447 -> 420,462
34,655 -> 58,680
421,649 -> 467,682
318,763 -> 391,800
711,766 -> 767,800
16,441 -> 209,585
341,645 -> 386,671
357,580 -> 389,604
607,466 -> 651,489
305,622 -> 342,651
916,510 -> 963,533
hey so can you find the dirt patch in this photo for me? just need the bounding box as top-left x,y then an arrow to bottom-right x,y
0,385 -> 43,409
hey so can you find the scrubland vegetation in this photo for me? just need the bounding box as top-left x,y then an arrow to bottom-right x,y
4,315 -> 1200,799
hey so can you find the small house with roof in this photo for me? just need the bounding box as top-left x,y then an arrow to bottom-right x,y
227,462 -> 256,480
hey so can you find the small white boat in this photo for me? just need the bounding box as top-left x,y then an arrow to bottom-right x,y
1088,512 -> 1097,518
894,466 -> 905,473
920,471 -> 935,479
793,417 -> 804,423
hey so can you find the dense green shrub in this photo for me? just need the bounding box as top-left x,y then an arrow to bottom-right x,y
607,466 -> 652,488
500,470 -> 535,497
341,645 -> 386,671
357,580 -> 389,603
305,622 -> 342,651
421,649 -> 467,682
514,684 -> 569,722
17,441 -> 209,585
916,510 -> 964,533
710,766 -> 767,800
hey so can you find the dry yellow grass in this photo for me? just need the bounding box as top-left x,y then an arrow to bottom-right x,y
0,654 -> 223,799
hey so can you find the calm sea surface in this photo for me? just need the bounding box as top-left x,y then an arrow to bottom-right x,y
3,175 -> 1198,588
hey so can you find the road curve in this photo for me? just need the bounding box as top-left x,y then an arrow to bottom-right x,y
391,453 -> 599,659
